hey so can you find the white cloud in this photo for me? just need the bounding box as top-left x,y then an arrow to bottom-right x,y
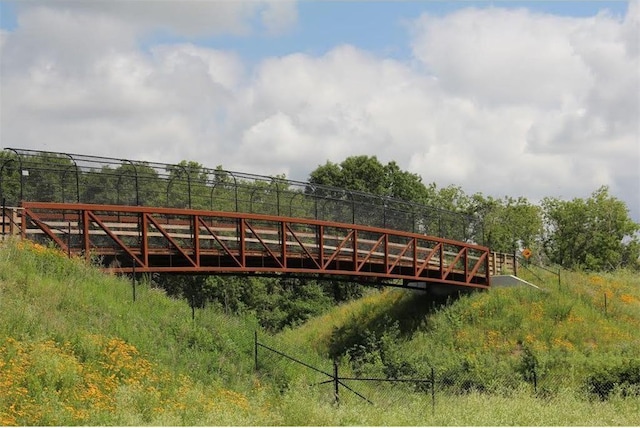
408,5 -> 639,214
410,7 -> 594,108
0,2 -> 638,221
12,0 -> 297,37
3,6 -> 136,73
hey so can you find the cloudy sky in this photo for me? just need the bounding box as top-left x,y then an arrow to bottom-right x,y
1,1 -> 638,220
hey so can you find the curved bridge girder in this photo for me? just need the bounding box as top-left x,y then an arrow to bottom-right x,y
20,202 -> 491,289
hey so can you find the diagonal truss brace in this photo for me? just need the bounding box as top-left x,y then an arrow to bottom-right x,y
19,202 -> 491,288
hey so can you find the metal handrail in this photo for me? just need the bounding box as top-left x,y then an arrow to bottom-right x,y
1,148 -> 483,244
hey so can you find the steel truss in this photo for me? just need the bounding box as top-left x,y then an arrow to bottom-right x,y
21,202 -> 490,289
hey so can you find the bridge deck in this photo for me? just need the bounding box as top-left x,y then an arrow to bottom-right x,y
14,202 -> 492,289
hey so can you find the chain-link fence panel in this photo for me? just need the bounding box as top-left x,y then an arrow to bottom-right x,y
254,333 -> 640,412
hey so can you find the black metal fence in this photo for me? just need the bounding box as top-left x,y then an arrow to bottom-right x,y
253,332 -> 640,410
254,332 -> 436,409
0,148 -> 483,243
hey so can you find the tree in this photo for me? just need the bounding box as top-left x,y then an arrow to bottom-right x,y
157,274 -> 336,332
0,151 -> 21,205
432,184 -> 471,212
542,186 -> 640,271
80,168 -> 104,204
3,152 -> 78,204
308,156 -> 431,203
309,156 -> 387,195
308,155 -> 439,230
166,160 -> 209,209
470,194 -> 543,254
86,161 -> 163,206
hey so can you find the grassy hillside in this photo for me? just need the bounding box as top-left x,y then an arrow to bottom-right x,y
1,238 -> 639,425
276,268 -> 640,396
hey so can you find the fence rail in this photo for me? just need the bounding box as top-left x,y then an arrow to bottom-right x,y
253,333 -> 640,411
0,148 -> 482,244
254,332 -> 435,408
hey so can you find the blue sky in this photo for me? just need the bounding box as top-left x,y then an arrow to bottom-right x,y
156,2 -> 629,61
2,1 -> 629,61
290,1 -> 630,57
0,1 -> 638,220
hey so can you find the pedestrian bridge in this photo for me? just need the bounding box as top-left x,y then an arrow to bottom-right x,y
0,148 -> 516,291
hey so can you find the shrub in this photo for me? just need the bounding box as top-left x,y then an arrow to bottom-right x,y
585,359 -> 640,400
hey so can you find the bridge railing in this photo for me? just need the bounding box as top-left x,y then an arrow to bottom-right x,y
18,202 -> 491,288
488,251 -> 518,276
0,148 -> 483,244
1,204 -> 19,239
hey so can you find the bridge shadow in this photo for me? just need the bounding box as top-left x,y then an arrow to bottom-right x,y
327,285 -> 479,361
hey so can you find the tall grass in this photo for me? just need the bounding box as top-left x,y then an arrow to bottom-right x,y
0,239 -> 265,425
272,262 -> 640,413
1,238 -> 639,425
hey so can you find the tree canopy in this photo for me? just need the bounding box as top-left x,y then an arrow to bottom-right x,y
308,157 -> 639,271
542,186 -> 639,271
308,156 -> 433,203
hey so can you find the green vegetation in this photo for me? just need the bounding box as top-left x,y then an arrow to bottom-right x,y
1,238 -> 639,425
309,155 -> 639,267
542,187 -> 640,270
2,151 -> 639,424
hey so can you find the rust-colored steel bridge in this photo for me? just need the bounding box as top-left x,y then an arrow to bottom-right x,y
15,202 -> 491,290
0,148 -> 507,291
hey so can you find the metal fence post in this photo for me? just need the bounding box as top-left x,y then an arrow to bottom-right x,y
557,269 -> 561,289
67,221 -> 71,258
132,256 -> 136,302
1,197 -> 5,237
333,360 -> 339,405
431,367 -> 435,416
254,331 -> 259,371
